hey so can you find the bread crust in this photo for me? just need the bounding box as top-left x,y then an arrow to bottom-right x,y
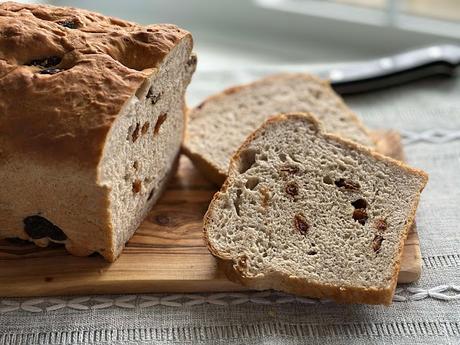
183,73 -> 376,184
0,2 -> 192,167
203,112 -> 428,305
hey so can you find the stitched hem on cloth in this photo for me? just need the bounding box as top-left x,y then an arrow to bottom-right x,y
1,320 -> 460,345
1,285 -> 459,314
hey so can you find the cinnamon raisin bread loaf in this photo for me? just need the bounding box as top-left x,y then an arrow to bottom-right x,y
183,73 -> 375,185
0,2 -> 196,261
204,113 -> 427,305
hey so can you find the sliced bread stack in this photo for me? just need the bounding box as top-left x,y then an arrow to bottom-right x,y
183,73 -> 375,185
204,113 -> 428,305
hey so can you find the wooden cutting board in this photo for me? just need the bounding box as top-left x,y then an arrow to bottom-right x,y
0,130 -> 421,297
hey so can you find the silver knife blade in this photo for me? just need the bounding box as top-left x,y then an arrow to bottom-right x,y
318,45 -> 460,94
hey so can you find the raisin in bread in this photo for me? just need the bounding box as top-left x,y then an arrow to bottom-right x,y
183,73 -> 375,185
0,2 -> 196,261
204,113 -> 428,305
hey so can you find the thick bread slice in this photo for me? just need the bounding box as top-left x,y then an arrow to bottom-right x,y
183,73 -> 375,185
204,113 -> 428,305
0,2 -> 196,261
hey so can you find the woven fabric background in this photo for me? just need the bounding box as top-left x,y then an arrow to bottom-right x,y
1,66 -> 459,345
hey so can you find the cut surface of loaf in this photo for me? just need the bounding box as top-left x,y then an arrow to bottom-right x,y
204,113 -> 428,305
183,73 -> 375,185
0,2 -> 196,261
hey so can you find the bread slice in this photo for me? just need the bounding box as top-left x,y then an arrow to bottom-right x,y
0,3 -> 196,261
183,73 -> 375,185
204,113 -> 428,305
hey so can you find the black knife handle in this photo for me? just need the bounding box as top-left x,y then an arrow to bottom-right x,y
329,45 -> 460,95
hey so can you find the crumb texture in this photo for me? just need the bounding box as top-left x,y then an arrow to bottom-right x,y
205,113 -> 427,301
185,74 -> 374,179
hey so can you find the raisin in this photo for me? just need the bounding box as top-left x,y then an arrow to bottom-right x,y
372,235 -> 384,252
196,101 -> 205,110
5,237 -> 30,246
146,90 -> 162,104
141,122 -> 150,135
23,215 -> 53,238
280,164 -> 300,175
307,250 -> 317,255
131,123 -> 140,142
27,56 -> 61,68
132,179 -> 142,193
187,54 -> 197,67
353,209 -> 368,225
57,19 -> 78,29
133,161 -> 139,170
294,214 -> 310,235
154,113 -> 167,134
285,182 -> 299,197
374,219 -> 388,232
49,227 -> 67,241
39,67 -> 62,75
335,178 -> 360,191
23,215 -> 66,241
351,198 -> 367,209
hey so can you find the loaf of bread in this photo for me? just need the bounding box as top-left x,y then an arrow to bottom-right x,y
204,113 -> 428,305
0,2 -> 196,261
183,73 -> 375,185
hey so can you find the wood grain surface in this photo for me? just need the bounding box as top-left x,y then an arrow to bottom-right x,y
0,130 -> 421,297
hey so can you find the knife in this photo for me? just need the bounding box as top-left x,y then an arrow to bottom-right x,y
324,45 -> 460,95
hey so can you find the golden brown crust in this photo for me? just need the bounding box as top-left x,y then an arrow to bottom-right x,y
203,112 -> 428,305
0,2 -> 191,167
184,73 -> 376,184
217,259 -> 393,305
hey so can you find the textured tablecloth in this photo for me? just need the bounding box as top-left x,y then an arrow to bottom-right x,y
1,65 -> 459,345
